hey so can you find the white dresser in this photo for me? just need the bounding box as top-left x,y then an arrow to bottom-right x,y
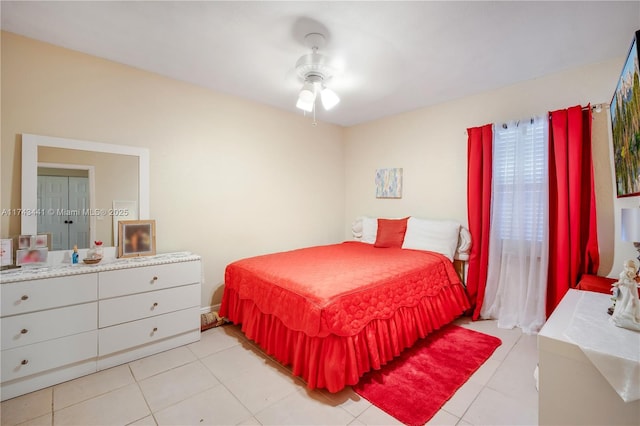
0,252 -> 201,401
538,289 -> 640,425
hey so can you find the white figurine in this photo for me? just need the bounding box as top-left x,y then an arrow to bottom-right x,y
610,260 -> 640,331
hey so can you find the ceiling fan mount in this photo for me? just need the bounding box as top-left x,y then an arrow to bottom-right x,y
295,33 -> 335,82
303,32 -> 326,50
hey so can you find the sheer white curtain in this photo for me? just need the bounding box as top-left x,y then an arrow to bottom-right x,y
481,117 -> 549,334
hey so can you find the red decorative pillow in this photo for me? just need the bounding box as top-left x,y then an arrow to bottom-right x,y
374,217 -> 409,248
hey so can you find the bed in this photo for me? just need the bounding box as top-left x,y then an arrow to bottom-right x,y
219,216 -> 471,392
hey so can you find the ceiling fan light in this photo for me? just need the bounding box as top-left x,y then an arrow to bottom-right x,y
320,88 -> 340,110
296,97 -> 314,112
298,82 -> 316,103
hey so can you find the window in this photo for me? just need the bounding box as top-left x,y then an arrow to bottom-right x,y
492,118 -> 548,242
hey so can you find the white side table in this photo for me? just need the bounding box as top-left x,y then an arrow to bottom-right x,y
538,289 -> 640,425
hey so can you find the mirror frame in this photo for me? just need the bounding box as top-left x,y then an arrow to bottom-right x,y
21,134 -> 150,248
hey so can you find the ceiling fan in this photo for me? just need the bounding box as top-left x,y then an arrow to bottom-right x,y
294,32 -> 340,114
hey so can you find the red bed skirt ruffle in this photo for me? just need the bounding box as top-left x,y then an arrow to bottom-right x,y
221,283 -> 470,392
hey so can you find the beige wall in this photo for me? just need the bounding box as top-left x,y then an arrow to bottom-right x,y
1,32 -> 346,306
344,58 -> 631,278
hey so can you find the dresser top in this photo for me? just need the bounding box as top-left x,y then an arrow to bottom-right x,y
539,289 -> 640,403
0,252 -> 200,283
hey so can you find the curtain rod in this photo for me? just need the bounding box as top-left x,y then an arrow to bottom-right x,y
500,103 -> 608,128
467,102 -> 610,133
584,103 -> 610,112
547,103 -> 610,120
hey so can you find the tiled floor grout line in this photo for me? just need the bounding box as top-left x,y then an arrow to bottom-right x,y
156,359 -> 221,417
129,361 -> 156,426
49,386 -> 55,426
452,331 -> 523,426
157,337 -> 258,425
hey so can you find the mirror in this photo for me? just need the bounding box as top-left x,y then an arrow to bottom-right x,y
22,134 -> 149,251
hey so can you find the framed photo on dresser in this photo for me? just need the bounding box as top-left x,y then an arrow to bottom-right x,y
117,220 -> 156,258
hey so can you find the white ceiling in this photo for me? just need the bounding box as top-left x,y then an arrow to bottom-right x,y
1,1 -> 639,127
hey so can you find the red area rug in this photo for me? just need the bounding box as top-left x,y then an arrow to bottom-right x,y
353,324 -> 501,425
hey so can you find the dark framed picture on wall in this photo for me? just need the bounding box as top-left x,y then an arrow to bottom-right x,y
118,220 -> 156,258
610,29 -> 640,197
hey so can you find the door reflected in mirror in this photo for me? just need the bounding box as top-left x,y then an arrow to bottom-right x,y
38,167 -> 90,250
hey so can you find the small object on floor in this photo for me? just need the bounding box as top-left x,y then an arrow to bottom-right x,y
200,311 -> 226,331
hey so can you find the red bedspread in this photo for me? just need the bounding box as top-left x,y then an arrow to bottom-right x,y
220,241 -> 470,391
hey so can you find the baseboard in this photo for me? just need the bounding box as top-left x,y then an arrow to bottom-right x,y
200,304 -> 221,315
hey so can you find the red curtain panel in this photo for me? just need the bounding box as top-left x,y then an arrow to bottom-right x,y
547,105 -> 600,316
466,124 -> 493,319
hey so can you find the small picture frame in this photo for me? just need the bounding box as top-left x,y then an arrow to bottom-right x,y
118,220 -> 156,258
18,235 -> 33,249
1,239 -> 13,267
35,234 -> 48,248
16,248 -> 48,266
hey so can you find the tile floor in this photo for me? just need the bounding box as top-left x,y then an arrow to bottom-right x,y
1,317 -> 538,425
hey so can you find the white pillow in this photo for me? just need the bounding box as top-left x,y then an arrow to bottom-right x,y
456,227 -> 472,261
361,217 -> 378,244
402,217 -> 460,261
351,217 -> 364,239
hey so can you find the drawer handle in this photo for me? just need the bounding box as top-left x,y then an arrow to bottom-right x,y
21,359 -> 28,365
152,302 -> 158,308
20,328 -> 28,334
21,295 -> 29,301
152,327 -> 158,332
152,276 -> 158,282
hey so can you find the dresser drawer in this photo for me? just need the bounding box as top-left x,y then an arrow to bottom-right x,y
98,261 -> 201,298
1,302 -> 97,350
1,331 -> 97,382
98,307 -> 199,356
99,284 -> 200,327
1,274 -> 97,317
